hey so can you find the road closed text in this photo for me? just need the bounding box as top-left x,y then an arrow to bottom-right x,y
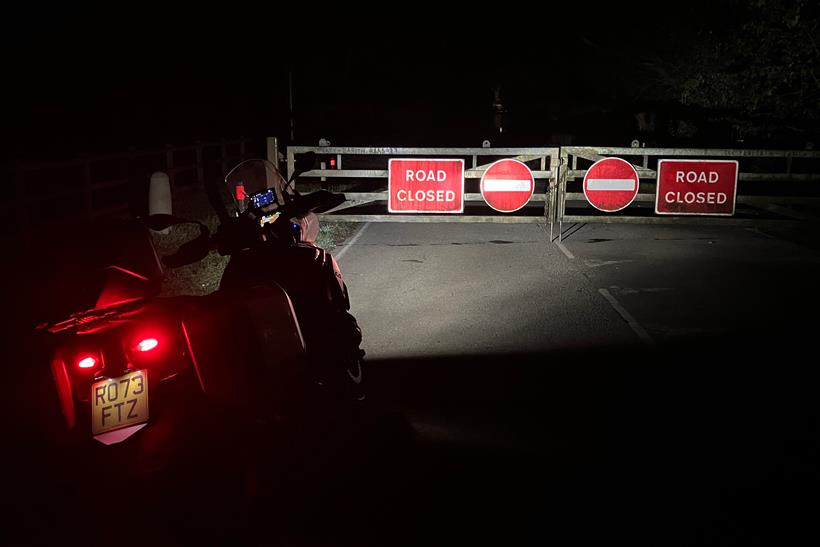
389,159 -> 464,213
655,160 -> 738,216
395,189 -> 457,203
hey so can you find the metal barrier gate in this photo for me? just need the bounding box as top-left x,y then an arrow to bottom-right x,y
282,142 -> 820,240
284,145 -> 560,231
556,146 -> 820,240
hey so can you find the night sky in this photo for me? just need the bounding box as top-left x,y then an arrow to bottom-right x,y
0,2 -> 764,160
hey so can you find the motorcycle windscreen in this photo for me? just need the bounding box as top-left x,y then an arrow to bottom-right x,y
223,159 -> 290,216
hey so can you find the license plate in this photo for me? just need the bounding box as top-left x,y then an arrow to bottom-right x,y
91,370 -> 149,435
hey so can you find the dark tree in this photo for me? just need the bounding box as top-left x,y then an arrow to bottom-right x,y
645,0 -> 820,144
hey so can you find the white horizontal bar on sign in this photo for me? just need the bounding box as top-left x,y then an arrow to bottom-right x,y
586,179 -> 636,191
484,179 -> 532,191
467,193 -> 548,201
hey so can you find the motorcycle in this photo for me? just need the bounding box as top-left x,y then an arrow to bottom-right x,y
34,152 -> 364,540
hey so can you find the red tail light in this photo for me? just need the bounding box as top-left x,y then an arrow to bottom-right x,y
77,356 -> 97,369
136,338 -> 159,352
76,355 -> 100,371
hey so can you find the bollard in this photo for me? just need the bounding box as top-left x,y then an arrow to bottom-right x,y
149,171 -> 172,235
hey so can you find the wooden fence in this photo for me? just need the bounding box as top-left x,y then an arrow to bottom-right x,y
6,138 -> 259,233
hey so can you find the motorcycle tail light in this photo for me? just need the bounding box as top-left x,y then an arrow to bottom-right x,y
136,337 -> 159,352
127,326 -> 188,380
77,356 -> 97,368
76,354 -> 101,372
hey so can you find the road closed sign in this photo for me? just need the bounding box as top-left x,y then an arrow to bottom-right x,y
656,159 -> 738,216
389,159 -> 464,213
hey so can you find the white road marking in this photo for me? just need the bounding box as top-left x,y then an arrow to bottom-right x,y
556,242 -> 575,259
483,179 -> 533,192
587,179 -> 636,191
335,222 -> 371,260
598,288 -> 655,347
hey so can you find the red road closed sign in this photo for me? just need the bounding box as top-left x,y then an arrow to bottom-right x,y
480,159 -> 535,213
656,159 -> 738,216
389,159 -> 464,213
583,157 -> 640,212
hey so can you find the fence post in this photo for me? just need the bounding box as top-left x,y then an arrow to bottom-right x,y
546,150 -> 558,240
266,137 -> 280,168
557,149 -> 569,242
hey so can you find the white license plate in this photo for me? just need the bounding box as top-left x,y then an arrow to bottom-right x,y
91,370 -> 149,435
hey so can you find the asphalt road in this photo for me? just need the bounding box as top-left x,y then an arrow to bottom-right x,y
339,221 -> 820,354
338,222 -> 639,359
329,220 -> 820,546
553,223 -> 820,343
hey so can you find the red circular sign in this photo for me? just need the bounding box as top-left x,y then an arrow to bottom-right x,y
583,157 -> 640,212
480,159 -> 535,213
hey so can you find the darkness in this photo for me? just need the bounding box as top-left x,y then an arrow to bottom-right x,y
0,1 -> 753,161
6,336 -> 820,546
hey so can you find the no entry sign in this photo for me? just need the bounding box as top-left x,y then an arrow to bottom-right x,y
583,157 -> 640,212
389,159 -> 464,213
480,159 -> 535,213
656,159 -> 738,216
